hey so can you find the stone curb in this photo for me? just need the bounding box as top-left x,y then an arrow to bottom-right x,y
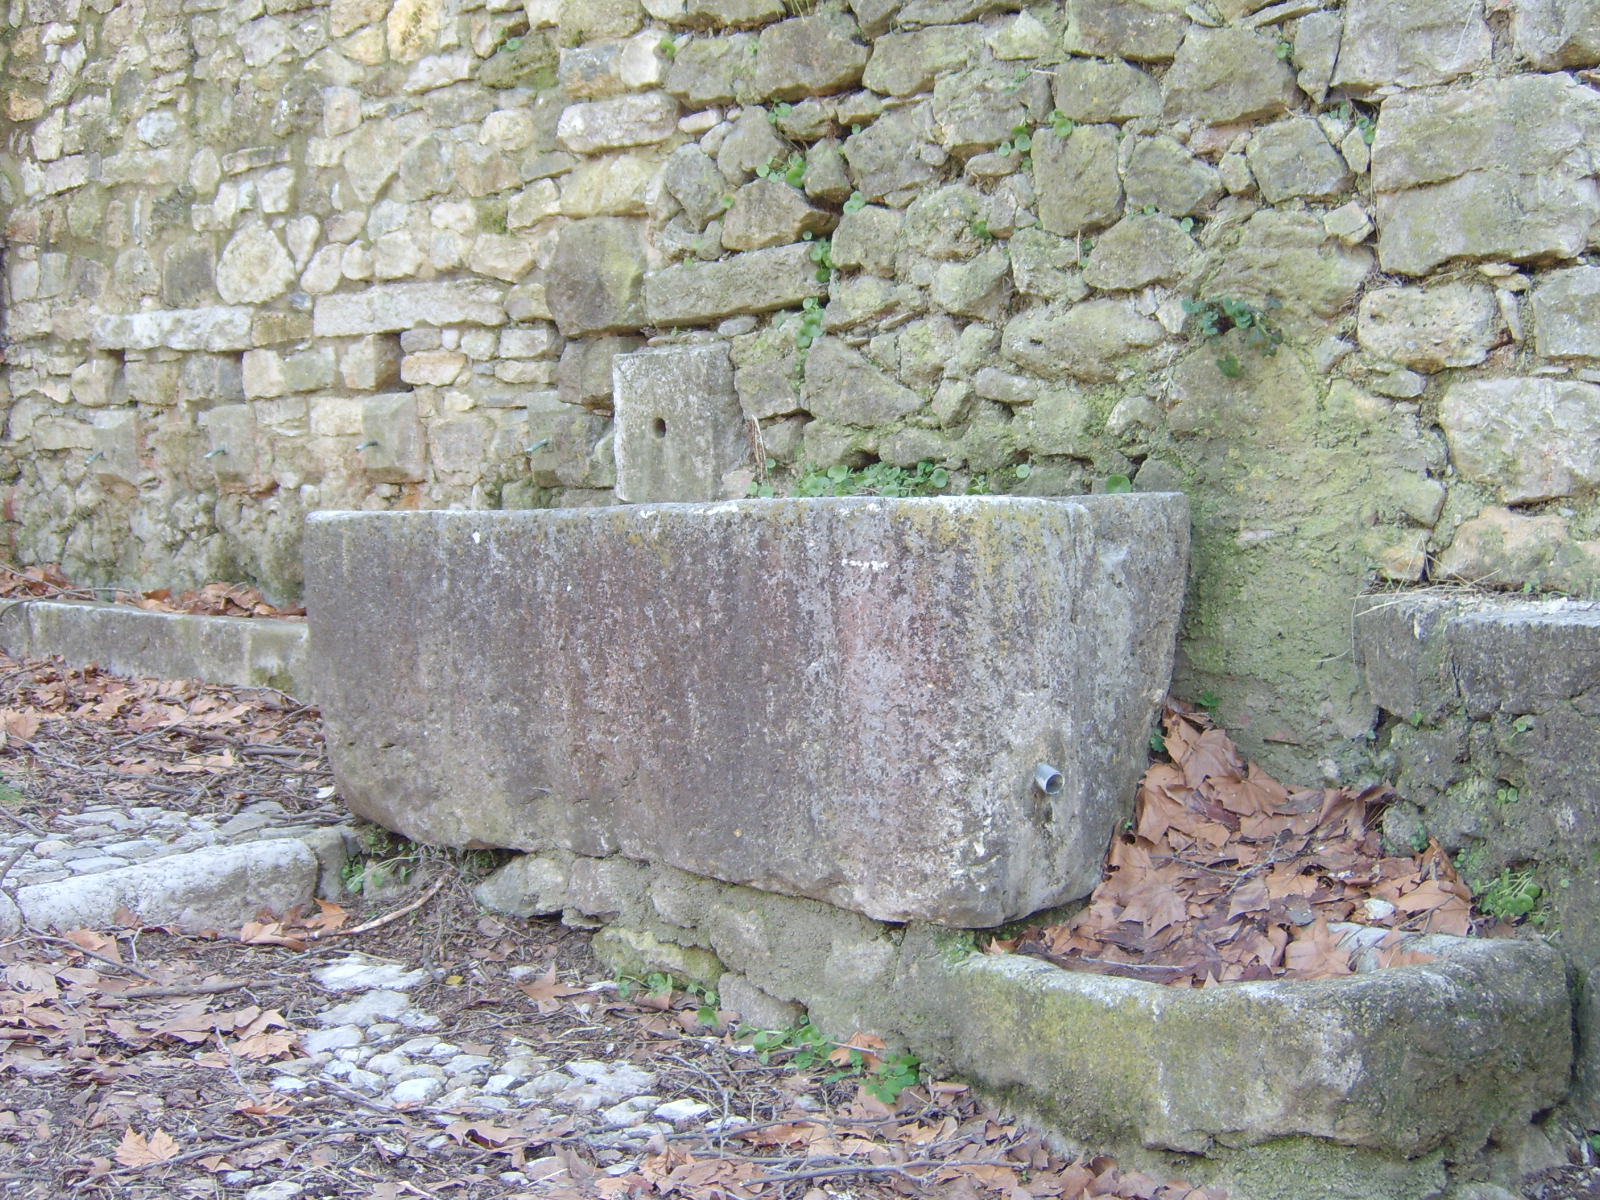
0,598 -> 312,699
10,836 -> 328,935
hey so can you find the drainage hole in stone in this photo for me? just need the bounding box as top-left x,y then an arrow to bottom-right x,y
652,417 -> 668,438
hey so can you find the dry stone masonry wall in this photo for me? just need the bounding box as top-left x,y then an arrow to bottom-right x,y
6,0 -> 1600,774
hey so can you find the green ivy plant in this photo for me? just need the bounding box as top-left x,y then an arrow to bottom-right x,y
738,1023 -> 923,1103
755,153 -> 807,189
804,234 -> 835,281
1181,295 -> 1284,378
791,459 -> 952,497
1477,869 -> 1544,923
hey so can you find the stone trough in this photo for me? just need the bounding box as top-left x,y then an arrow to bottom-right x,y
304,493 -> 1190,927
172,493 -> 1578,1198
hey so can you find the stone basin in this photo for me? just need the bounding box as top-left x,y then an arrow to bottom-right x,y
304,493 -> 1189,926
476,846 -> 1573,1200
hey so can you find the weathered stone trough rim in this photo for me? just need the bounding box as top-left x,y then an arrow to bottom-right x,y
923,930 -> 1570,1161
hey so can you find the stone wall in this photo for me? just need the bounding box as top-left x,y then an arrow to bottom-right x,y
5,0 -> 1600,774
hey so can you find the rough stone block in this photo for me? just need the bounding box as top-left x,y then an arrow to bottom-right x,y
1034,123 -> 1122,237
1244,117 -> 1350,204
1333,0 -> 1491,90
1372,76 -> 1600,276
1162,27 -> 1296,125
197,404 -> 267,491
429,415 -> 491,473
840,104 -> 939,203
645,244 -> 829,326
91,307 -> 255,352
750,12 -> 869,100
474,851 -> 575,917
1357,283 -> 1501,373
556,92 -> 679,154
862,26 -> 973,96
17,839 -> 320,933
801,337 -> 923,425
558,335 -> 645,413
90,411 -> 141,486
1052,60 -> 1159,123
359,393 -> 427,483
1533,266 -> 1600,361
613,343 -> 746,502
312,282 -> 508,336
546,217 -> 649,338
305,494 -> 1189,926
1435,506 -> 1600,595
1515,0 -> 1600,68
1441,377 -> 1600,504
1064,0 -> 1187,61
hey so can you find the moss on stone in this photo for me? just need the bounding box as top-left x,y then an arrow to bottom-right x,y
591,924 -> 726,987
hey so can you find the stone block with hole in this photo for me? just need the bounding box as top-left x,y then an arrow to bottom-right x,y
612,343 -> 747,502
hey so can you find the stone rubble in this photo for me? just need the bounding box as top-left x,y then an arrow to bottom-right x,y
6,788 -> 724,1188
0,797 -> 354,934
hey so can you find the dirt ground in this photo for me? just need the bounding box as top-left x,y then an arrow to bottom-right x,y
0,654 -> 1233,1200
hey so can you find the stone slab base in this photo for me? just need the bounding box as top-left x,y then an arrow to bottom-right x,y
476,846 -> 1571,1200
11,836 -> 335,935
0,599 -> 311,698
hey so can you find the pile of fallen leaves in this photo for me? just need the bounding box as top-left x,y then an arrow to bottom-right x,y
0,653 -> 328,814
1010,705 -> 1480,986
0,562 -> 303,619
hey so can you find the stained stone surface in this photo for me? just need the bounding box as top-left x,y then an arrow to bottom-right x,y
612,342 -> 746,502
306,495 -> 1189,926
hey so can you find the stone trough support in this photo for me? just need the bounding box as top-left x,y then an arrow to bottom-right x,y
474,845 -> 1571,1200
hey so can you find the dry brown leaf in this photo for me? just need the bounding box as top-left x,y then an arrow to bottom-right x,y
113,1127 -> 181,1168
518,964 -> 587,1014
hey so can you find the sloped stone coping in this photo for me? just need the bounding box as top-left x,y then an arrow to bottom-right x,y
305,494 -> 1190,927
0,598 -> 310,697
478,846 -> 1572,1200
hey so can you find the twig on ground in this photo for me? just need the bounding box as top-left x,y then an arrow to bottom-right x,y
0,843 -> 30,893
749,1156 -> 1017,1184
104,979 -> 248,1000
29,933 -> 160,981
316,874 -> 450,938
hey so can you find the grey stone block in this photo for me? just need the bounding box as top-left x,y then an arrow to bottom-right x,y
475,851 -> 576,917
717,971 -> 805,1030
645,244 -> 829,326
0,600 -> 311,696
547,218 -> 649,338
17,838 -> 320,932
311,282 -> 508,337
305,495 -> 1189,926
1372,76 -> 1600,276
613,343 -> 747,502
